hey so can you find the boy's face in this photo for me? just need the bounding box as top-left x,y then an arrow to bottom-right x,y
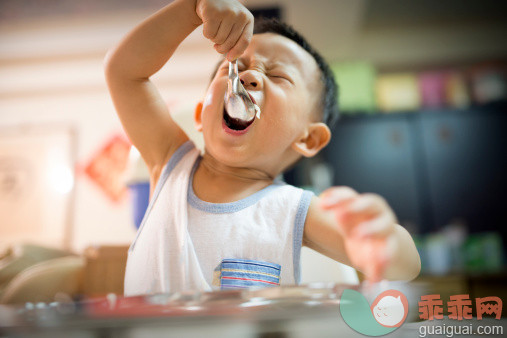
195,33 -> 324,175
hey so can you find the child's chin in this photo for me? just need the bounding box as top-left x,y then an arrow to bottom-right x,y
211,144 -> 252,165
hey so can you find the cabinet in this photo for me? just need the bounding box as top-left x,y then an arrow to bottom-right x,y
417,108 -> 507,234
288,104 -> 507,239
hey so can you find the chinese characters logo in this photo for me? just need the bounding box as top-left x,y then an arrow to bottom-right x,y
419,294 -> 502,321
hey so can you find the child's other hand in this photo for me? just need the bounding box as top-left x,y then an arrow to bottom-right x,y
320,187 -> 397,238
319,187 -> 398,282
195,0 -> 254,61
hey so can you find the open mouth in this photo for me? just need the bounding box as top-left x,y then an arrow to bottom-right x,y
223,106 -> 255,131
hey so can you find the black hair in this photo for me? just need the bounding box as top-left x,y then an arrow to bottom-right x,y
210,18 -> 340,128
253,18 -> 339,128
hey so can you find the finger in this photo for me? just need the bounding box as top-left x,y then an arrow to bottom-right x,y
215,10 -> 250,56
335,207 -> 378,237
355,211 -> 397,237
340,194 -> 392,236
349,194 -> 386,213
202,19 -> 221,40
365,260 -> 385,283
350,237 -> 388,283
226,20 -> 253,61
339,208 -> 378,231
220,21 -> 246,59
213,19 -> 234,46
366,238 -> 391,283
215,21 -> 243,54
320,186 -> 358,209
340,194 -> 386,226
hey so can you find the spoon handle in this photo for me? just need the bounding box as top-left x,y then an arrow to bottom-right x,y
228,60 -> 240,94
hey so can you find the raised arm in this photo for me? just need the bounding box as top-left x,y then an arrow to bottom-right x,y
104,0 -> 253,176
104,0 -> 200,173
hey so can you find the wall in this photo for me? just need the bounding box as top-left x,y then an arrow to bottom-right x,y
0,11 -> 216,251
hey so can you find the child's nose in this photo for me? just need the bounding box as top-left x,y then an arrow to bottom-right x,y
240,79 -> 257,88
239,71 -> 262,90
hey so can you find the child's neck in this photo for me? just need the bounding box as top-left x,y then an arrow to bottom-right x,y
192,152 -> 275,204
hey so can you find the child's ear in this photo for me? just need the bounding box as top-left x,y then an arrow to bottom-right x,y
292,122 -> 331,157
193,102 -> 203,132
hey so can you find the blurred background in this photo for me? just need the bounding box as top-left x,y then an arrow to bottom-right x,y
0,0 -> 506,315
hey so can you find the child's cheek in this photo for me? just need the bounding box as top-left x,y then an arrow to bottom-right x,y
203,92 -> 213,109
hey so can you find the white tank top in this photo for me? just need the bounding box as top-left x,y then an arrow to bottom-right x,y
124,141 -> 313,296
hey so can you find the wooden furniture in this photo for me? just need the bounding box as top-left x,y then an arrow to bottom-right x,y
82,245 -> 129,297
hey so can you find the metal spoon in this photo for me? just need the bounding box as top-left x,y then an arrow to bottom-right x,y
225,60 -> 261,121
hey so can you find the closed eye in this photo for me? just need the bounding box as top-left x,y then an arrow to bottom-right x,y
269,73 -> 286,78
268,74 -> 293,84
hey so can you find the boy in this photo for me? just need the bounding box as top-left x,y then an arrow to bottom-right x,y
104,0 -> 421,296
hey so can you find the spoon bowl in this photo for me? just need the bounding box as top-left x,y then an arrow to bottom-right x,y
225,60 -> 260,122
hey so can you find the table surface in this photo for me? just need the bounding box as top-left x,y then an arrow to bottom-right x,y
1,284 -> 505,338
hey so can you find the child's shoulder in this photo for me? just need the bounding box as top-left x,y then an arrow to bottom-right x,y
150,140 -> 198,194
259,182 -> 314,209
